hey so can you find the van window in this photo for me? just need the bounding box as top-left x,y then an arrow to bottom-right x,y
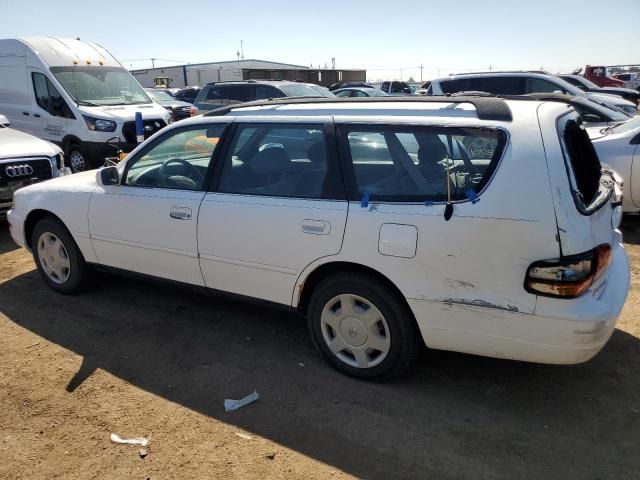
340,125 -> 506,202
51,66 -> 150,106
560,118 -> 602,206
525,78 -> 564,94
441,77 -> 524,95
217,124 -> 343,199
32,73 -> 74,118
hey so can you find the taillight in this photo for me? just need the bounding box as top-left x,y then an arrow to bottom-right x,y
190,106 -> 198,116
525,244 -> 612,298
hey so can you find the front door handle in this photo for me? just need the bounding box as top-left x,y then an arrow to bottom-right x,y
33,113 -> 41,118
302,219 -> 330,235
169,206 -> 192,220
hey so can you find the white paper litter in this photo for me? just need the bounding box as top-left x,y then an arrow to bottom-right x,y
235,432 -> 253,440
110,433 -> 149,446
224,391 -> 259,412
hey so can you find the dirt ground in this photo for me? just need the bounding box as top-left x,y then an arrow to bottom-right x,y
0,219 -> 639,480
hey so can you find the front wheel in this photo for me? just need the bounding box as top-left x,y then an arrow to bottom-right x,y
307,272 -> 421,381
32,217 -> 91,294
66,144 -> 89,173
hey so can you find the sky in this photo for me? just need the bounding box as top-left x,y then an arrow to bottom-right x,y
2,0 -> 639,82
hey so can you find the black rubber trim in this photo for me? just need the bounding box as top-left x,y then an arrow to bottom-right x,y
203,96 -> 514,122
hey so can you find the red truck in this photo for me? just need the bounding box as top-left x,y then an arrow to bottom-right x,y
582,65 -> 625,88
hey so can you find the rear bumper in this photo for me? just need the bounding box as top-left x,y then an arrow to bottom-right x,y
410,239 -> 630,364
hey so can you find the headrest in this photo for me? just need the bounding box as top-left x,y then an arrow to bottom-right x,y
250,147 -> 290,176
307,141 -> 326,164
418,137 -> 448,164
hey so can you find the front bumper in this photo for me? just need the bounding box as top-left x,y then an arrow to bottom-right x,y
6,208 -> 26,248
410,240 -> 630,365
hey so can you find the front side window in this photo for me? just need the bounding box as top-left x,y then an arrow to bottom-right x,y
32,73 -> 74,118
125,124 -> 226,190
341,125 -> 506,202
335,90 -> 352,98
217,124 -> 341,199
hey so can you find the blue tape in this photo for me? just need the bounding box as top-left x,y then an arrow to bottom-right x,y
360,191 -> 370,208
424,200 -> 434,206
464,189 -> 480,204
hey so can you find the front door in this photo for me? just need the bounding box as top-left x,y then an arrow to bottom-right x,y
88,122 -> 228,285
26,69 -> 74,142
198,121 -> 348,305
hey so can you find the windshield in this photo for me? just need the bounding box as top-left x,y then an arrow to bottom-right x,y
575,76 -> 599,89
278,84 -> 326,97
574,97 -> 630,122
51,66 -> 151,106
146,89 -> 173,102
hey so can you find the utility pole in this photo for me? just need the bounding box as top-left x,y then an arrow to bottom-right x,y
151,58 -> 156,68
419,64 -> 424,82
331,57 -> 335,69
488,64 -> 492,72
240,40 -> 244,60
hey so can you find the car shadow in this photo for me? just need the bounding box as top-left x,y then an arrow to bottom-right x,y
0,270 -> 639,479
0,221 -> 19,255
621,214 -> 640,245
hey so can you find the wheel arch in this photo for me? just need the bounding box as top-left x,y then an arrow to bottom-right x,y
296,260 -> 413,319
61,135 -> 82,151
23,209 -> 65,250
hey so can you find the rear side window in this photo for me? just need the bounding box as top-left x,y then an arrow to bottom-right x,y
217,124 -> 343,199
560,118 -> 602,206
340,125 -> 506,202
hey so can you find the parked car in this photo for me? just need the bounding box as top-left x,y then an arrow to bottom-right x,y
587,115 -> 640,213
1,118 -> 69,217
299,83 -> 335,97
333,88 -> 389,97
193,81 -> 327,113
145,89 -> 197,122
380,81 -> 416,95
558,75 -> 640,106
7,96 -> 629,380
426,72 -> 638,115
173,86 -> 202,104
328,82 -> 375,91
612,72 -> 640,91
0,38 -> 171,172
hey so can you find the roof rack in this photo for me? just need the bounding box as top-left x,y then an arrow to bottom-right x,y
204,96 -> 514,121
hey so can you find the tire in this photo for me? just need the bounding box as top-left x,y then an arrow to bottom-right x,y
66,143 -> 89,173
31,217 -> 91,294
307,272 -> 421,381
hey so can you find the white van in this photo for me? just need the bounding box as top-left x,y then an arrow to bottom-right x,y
0,37 -> 171,172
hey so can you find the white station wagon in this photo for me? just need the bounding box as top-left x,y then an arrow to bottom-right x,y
7,96 -> 630,380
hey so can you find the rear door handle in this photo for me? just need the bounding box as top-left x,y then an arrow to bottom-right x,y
22,112 -> 29,116
302,219 -> 330,235
33,113 -> 40,118
169,206 -> 192,220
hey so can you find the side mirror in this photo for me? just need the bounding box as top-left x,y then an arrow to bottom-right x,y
97,166 -> 120,186
402,88 -> 412,94
0,114 -> 10,127
582,114 -> 602,123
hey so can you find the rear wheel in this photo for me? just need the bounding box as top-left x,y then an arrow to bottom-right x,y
32,217 -> 91,294
307,272 -> 421,381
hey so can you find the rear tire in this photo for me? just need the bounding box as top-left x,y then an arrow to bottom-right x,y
31,217 -> 91,294
307,272 -> 421,381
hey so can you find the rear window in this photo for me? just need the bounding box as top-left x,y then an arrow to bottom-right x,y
560,118 -> 602,206
340,125 -> 506,202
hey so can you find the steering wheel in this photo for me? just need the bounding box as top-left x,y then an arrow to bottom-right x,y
158,158 -> 203,188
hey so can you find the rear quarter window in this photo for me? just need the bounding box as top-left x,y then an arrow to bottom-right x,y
339,124 -> 506,202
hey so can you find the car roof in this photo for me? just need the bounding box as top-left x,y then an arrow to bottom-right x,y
204,80 -> 300,87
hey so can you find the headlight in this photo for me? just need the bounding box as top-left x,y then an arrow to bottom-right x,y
82,115 -> 117,132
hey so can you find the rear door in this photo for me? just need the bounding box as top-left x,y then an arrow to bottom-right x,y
537,104 -> 617,255
197,119 -> 348,305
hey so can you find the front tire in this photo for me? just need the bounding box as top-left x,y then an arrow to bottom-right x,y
31,217 -> 91,294
308,272 -> 421,381
66,143 -> 89,173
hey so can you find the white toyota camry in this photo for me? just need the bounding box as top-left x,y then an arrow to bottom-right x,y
7,96 -> 629,380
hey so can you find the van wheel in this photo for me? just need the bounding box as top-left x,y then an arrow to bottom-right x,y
307,272 -> 421,381
31,217 -> 91,294
66,144 -> 88,172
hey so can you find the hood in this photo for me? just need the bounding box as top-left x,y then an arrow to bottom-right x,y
592,86 -> 640,96
586,92 -> 636,108
15,168 -> 97,198
78,103 -> 171,122
0,127 -> 61,159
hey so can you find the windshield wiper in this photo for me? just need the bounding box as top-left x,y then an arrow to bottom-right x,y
76,100 -> 101,107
